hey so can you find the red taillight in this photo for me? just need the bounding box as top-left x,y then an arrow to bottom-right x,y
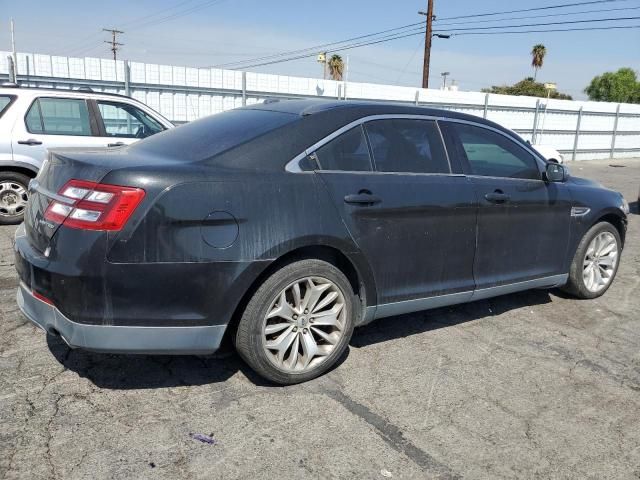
44,179 -> 145,231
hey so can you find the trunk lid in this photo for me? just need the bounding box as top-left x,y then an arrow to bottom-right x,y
25,148 -> 120,252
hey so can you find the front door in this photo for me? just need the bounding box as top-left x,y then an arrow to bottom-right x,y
441,121 -> 572,290
314,118 -> 478,312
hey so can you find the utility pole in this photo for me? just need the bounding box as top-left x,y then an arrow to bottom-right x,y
419,0 -> 434,89
103,28 -> 124,60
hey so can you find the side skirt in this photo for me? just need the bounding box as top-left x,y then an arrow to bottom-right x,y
368,274 -> 568,321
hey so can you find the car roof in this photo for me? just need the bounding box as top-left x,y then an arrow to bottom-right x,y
243,98 -> 488,123
0,85 -> 135,101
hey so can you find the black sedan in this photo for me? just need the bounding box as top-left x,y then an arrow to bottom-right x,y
14,100 -> 628,384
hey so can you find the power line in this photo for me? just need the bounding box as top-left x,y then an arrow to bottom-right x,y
219,15 -> 640,70
434,5 -> 640,27
65,0 -> 229,58
232,21 -> 640,70
452,23 -> 640,35
208,22 -> 424,69
433,15 -> 640,32
435,0 -> 631,21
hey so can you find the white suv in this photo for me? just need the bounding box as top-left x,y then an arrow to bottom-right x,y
0,85 -> 173,224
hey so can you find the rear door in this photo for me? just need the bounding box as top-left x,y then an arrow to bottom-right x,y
11,97 -> 106,167
315,117 -> 477,313
92,99 -> 168,148
440,120 -> 572,290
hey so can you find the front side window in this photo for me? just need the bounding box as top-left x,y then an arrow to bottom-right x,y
445,122 -> 540,180
97,101 -> 165,138
313,125 -> 372,172
25,98 -> 92,136
365,119 -> 450,174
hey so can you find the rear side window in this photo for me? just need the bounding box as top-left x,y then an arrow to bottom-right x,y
444,122 -> 540,180
0,95 -> 14,118
313,125 -> 372,172
25,98 -> 92,136
364,119 -> 450,174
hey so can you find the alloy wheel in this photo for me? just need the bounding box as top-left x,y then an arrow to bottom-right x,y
262,276 -> 347,373
582,231 -> 618,293
0,181 -> 28,218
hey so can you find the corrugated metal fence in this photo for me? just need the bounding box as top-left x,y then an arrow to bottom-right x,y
2,52 -> 639,161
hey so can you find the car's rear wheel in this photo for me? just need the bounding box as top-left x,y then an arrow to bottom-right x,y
235,259 -> 356,385
0,172 -> 30,225
562,222 -> 621,299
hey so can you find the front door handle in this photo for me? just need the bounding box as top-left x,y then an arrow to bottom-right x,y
484,190 -> 510,203
107,142 -> 126,147
17,139 -> 43,146
344,192 -> 382,206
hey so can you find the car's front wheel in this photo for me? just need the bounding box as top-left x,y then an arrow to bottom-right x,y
562,222 -> 621,299
235,259 -> 356,385
0,172 -> 30,225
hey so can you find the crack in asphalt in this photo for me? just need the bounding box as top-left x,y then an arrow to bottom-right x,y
325,389 -> 462,479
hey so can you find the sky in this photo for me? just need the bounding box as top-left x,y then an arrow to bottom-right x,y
1,0 -> 639,99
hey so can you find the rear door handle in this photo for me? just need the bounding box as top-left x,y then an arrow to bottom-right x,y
17,139 -> 43,146
484,191 -> 510,203
344,192 -> 382,205
108,142 -> 126,147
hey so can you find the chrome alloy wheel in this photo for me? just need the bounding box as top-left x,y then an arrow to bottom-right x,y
262,276 -> 347,373
583,231 -> 618,293
0,181 -> 28,218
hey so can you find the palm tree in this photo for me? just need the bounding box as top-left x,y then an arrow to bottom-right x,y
327,54 -> 344,81
530,44 -> 546,80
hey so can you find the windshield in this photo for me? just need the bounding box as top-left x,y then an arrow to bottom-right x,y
129,109 -> 298,162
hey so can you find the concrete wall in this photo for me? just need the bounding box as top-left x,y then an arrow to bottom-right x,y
2,51 -> 639,161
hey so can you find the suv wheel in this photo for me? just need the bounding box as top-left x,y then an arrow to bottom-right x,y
562,222 -> 621,299
235,259 -> 356,385
0,172 -> 30,225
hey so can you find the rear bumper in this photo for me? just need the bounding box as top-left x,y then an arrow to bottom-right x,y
17,282 -> 225,354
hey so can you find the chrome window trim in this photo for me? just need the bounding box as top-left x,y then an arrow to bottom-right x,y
286,114 -> 442,174
285,113 -> 548,177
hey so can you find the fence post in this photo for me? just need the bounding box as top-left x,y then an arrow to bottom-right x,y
610,104 -> 621,159
241,71 -> 247,106
124,60 -> 131,96
415,90 -> 420,106
532,99 -> 540,144
572,107 -> 583,162
483,93 -> 489,119
7,55 -> 16,83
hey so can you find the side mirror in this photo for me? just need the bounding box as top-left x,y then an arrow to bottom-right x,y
545,162 -> 567,182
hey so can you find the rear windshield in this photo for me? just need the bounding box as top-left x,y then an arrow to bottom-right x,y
0,95 -> 14,118
129,109 -> 298,162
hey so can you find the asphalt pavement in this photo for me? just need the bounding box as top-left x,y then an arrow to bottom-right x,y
1,157 -> 639,479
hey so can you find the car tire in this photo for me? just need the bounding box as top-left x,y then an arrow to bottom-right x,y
235,259 -> 356,385
561,222 -> 621,299
0,172 -> 30,225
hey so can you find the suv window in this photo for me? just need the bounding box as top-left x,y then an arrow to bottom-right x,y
313,125 -> 372,172
365,119 -> 449,174
97,101 -> 165,138
25,98 -> 92,136
445,122 -> 540,180
0,95 -> 14,118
